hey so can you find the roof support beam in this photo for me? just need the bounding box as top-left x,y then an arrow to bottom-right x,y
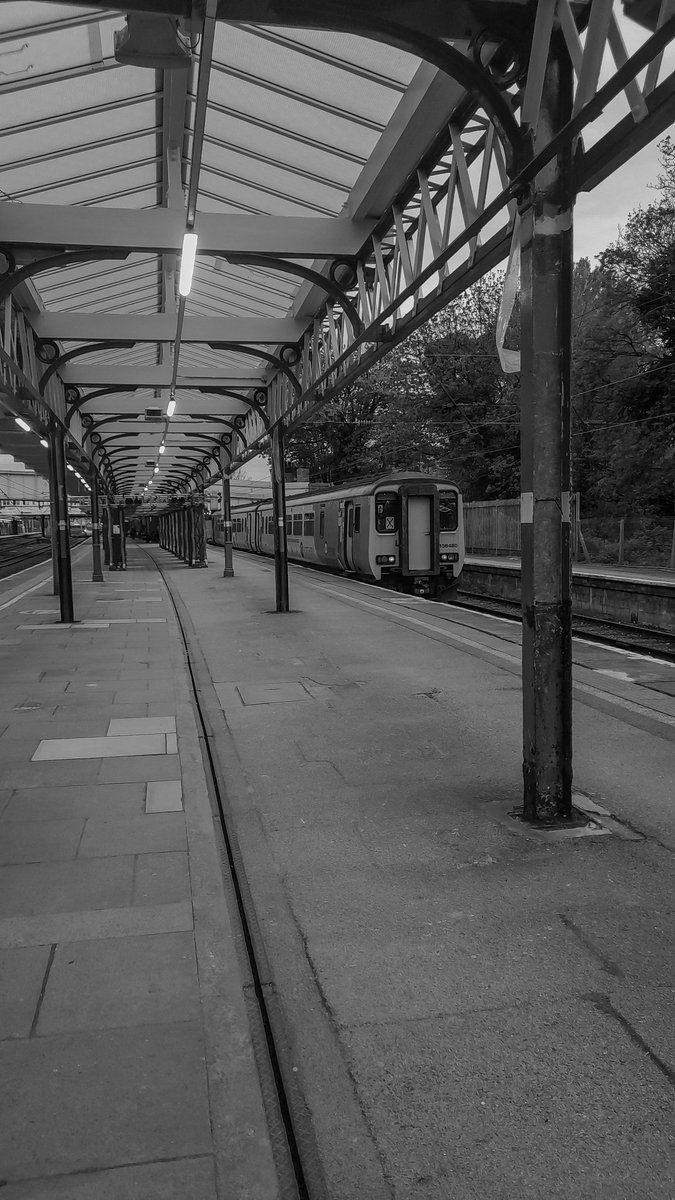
61,368 -> 265,387
0,205 -> 376,258
31,313 -> 307,344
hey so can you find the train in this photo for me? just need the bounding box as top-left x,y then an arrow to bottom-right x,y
206,471 -> 464,598
0,512 -> 89,538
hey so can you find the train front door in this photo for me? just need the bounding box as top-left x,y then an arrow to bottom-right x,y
344,501 -> 355,570
406,495 -> 432,571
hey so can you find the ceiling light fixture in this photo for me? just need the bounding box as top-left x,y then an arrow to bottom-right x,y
166,398 -> 176,418
178,232 -> 198,297
159,444 -> 165,454
40,438 -> 48,449
15,417 -> 31,432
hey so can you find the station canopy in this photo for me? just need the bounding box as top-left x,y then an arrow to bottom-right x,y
0,1 -> 673,508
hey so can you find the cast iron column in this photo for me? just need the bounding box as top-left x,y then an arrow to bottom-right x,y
220,452 -> 234,577
519,43 -> 573,822
90,472 -> 104,582
52,427 -> 74,623
102,504 -> 110,566
47,430 -> 60,596
271,422 -> 289,613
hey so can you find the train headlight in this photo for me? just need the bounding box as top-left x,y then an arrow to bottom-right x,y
440,552 -> 459,563
376,554 -> 397,565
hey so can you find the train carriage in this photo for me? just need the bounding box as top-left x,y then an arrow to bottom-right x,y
208,472 -> 464,599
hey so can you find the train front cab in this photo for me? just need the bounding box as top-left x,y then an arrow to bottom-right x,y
376,480 -> 463,598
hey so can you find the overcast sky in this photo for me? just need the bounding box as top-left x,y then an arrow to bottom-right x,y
574,130 -> 668,263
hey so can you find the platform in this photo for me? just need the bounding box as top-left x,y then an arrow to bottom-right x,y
0,542 -> 673,1199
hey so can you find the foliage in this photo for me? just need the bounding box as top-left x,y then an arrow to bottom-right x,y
284,274 -> 521,498
284,139 -> 675,558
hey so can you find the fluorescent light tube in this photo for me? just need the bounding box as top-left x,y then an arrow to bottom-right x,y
178,232 -> 198,296
166,399 -> 176,417
15,417 -> 31,432
40,439 -> 48,448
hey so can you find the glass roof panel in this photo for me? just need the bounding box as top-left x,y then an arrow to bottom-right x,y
242,24 -> 419,84
2,134 -> 158,200
212,24 -> 415,125
0,104 -> 156,168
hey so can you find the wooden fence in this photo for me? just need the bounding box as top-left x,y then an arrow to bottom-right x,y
464,495 -> 580,557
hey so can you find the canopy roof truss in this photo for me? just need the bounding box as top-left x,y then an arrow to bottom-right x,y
0,0 -> 673,499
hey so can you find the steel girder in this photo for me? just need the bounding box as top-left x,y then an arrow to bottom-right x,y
0,1 -> 673,496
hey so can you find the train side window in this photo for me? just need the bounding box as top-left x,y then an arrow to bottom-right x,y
353,506 -> 360,533
293,512 -> 303,535
347,507 -> 354,537
439,493 -> 458,531
319,508 -> 325,537
375,492 -> 398,533
303,512 -> 314,535
286,515 -> 292,533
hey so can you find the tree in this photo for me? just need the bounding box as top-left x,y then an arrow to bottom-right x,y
591,137 -> 675,518
284,273 -> 521,496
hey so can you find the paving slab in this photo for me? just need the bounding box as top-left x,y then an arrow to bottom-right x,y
0,1023 -> 212,1182
0,818 -> 84,864
0,945 -> 51,1037
0,857 -> 134,917
0,901 -> 194,950
132,851 -> 191,906
0,1156 -> 218,1199
78,813 -> 186,857
107,715 -> 176,735
37,931 -> 201,1033
97,752 -> 181,783
146,779 -> 183,812
342,999 -> 675,1200
32,733 -> 169,760
2,759 -> 101,788
1,783 -> 145,822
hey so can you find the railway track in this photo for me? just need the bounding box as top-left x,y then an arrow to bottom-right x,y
455,589 -> 675,661
0,536 -> 88,581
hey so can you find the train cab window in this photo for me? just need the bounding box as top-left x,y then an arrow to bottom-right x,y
319,508 -> 325,538
293,512 -> 303,535
303,512 -> 314,535
439,493 -> 458,531
375,492 -> 398,533
353,506 -> 361,533
347,507 -> 354,537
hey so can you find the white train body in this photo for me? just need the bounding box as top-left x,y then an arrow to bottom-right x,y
207,471 -> 464,598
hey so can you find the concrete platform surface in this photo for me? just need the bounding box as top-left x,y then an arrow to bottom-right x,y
163,542 -> 674,1200
0,546 -> 280,1200
0,540 -> 673,1200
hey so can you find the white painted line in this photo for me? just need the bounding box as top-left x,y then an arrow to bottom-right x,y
0,581 -> 49,612
302,581 -> 520,665
305,580 -> 675,728
574,680 -> 675,728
